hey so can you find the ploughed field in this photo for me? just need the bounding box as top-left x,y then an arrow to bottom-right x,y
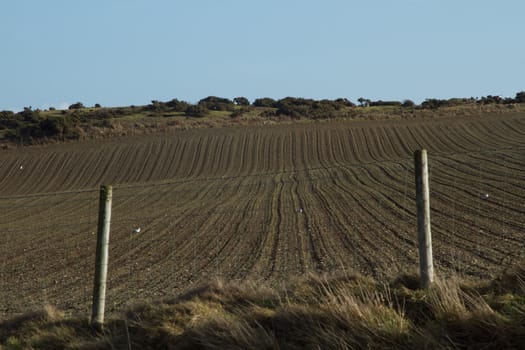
1,114 -> 524,318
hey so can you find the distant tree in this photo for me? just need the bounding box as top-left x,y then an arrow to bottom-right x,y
19,107 -> 40,122
402,99 -> 416,107
148,100 -> 167,114
233,97 -> 250,106
94,103 -> 102,108
515,91 -> 525,103
166,98 -> 190,112
252,97 -> 277,108
334,98 -> 355,107
276,97 -> 313,119
49,107 -> 56,111
0,110 -> 18,130
266,97 -> 354,119
198,96 -> 235,111
185,105 -> 209,117
479,95 -> 504,105
68,102 -> 85,110
421,99 -> 446,109
312,99 -> 347,118
0,110 -> 15,118
357,97 -> 370,107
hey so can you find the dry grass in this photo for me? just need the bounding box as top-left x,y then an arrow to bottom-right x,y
2,269 -> 525,349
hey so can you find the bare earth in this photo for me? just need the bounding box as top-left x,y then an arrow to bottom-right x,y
1,114 -> 524,318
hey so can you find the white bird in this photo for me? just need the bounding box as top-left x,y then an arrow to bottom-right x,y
132,227 -> 141,234
297,208 -> 303,213
481,193 -> 489,199
19,165 -> 23,170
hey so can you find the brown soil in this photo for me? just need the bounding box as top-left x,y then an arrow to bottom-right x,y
1,113 -> 524,319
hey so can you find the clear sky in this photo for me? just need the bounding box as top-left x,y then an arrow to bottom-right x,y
1,0 -> 524,111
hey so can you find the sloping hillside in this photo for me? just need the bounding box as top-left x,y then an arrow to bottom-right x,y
0,113 -> 524,318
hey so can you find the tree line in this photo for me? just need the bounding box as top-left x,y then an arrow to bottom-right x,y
142,91 -> 525,117
1,92 -> 525,144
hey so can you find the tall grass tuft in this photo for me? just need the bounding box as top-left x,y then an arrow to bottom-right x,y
2,269 -> 525,349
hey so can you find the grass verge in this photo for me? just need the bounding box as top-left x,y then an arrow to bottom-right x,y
1,268 -> 525,349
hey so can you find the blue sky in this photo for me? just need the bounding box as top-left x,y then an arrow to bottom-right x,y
1,0 -> 524,111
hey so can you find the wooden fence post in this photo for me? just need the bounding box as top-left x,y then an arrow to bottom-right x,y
91,185 -> 112,329
414,150 -> 434,288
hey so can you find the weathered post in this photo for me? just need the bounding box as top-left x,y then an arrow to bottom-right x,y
414,150 -> 434,288
91,185 -> 112,329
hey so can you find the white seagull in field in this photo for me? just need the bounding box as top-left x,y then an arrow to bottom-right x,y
132,227 -> 141,234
